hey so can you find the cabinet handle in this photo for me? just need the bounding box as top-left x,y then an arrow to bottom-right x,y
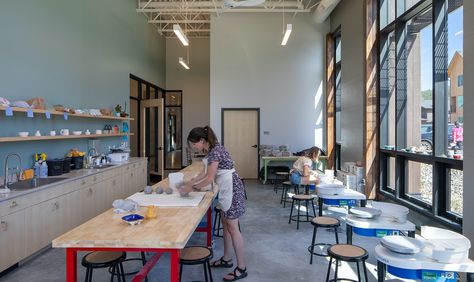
10,201 -> 18,208
55,202 -> 59,210
126,167 -> 130,171
93,176 -> 97,181
81,180 -> 86,185
112,180 -> 116,186
1,221 -> 6,231
130,173 -> 134,177
88,188 -> 93,194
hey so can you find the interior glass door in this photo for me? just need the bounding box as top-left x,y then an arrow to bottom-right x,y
141,99 -> 164,178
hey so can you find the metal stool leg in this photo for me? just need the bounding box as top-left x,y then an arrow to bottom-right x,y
311,199 -> 316,217
296,200 -> 301,229
207,260 -> 213,282
363,261 -> 368,282
326,257 -> 332,282
335,227 -> 339,244
203,261 -> 209,282
334,259 -> 339,281
179,263 -> 183,282
305,200 -> 309,221
110,265 -> 116,282
356,261 -> 361,282
309,225 -> 317,264
288,199 -> 295,224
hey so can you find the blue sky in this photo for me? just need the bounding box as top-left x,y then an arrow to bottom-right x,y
420,6 -> 463,91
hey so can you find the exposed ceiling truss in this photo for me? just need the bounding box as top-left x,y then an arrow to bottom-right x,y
136,0 -> 321,38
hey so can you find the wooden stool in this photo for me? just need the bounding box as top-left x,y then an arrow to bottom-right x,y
325,244 -> 369,282
288,194 -> 316,229
213,206 -> 241,237
180,246 -> 213,282
81,251 -> 126,282
274,171 -> 290,194
308,216 -> 340,264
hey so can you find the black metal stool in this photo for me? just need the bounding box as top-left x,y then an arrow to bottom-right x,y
281,181 -> 298,207
308,216 -> 340,264
213,206 -> 241,237
325,244 -> 369,282
274,171 -> 290,194
108,252 -> 148,281
180,246 -> 213,282
81,251 -> 126,282
288,194 -> 316,229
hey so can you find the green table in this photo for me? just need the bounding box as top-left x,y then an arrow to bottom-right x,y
261,156 -> 327,184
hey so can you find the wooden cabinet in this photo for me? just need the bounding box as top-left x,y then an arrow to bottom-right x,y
0,159 -> 147,272
0,211 -> 26,271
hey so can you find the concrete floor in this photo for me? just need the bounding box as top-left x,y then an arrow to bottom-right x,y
0,180 -> 401,282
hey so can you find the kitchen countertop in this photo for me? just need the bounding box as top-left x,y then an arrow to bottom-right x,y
0,157 -> 147,203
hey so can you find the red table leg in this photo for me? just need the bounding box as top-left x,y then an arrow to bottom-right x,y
170,249 -> 181,282
66,248 -> 77,282
206,207 -> 212,247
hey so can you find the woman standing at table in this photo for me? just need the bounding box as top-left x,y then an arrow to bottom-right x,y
290,146 -> 321,185
180,126 -> 248,281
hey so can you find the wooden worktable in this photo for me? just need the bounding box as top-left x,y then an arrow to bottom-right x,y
52,161 -> 217,282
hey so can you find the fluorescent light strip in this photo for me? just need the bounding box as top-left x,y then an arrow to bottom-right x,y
281,24 -> 292,46
173,24 -> 189,46
179,57 -> 190,69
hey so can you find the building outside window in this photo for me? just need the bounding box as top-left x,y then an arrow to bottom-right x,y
379,0 -> 464,228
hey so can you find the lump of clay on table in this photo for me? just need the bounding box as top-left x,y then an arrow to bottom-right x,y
144,186 -> 153,194
155,187 -> 164,194
164,187 -> 173,194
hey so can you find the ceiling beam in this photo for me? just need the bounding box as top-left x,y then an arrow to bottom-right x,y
139,1 -> 304,8
150,19 -> 210,23
137,8 -> 311,13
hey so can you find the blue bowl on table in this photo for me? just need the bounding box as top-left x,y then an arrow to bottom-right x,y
122,214 -> 144,225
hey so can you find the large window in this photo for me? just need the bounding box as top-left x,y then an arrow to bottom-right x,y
379,0 -> 463,228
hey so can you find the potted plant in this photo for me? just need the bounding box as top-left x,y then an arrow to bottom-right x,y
114,104 -> 128,117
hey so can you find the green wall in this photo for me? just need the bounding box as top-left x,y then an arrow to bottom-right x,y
0,0 -> 166,176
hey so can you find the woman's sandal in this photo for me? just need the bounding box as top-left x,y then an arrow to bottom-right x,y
223,266 -> 248,281
210,257 -> 233,268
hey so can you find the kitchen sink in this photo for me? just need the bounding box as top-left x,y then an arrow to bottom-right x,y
1,177 -> 68,191
89,164 -> 116,170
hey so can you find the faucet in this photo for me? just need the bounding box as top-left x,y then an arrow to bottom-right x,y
87,148 -> 98,168
1,153 -> 23,193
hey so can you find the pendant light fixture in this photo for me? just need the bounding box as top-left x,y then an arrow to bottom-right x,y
179,57 -> 190,69
281,0 -> 292,46
173,24 -> 189,46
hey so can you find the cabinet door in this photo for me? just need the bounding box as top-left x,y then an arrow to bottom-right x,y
25,195 -> 70,256
0,211 -> 26,272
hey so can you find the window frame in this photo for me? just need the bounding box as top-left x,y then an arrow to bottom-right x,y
378,0 -> 463,230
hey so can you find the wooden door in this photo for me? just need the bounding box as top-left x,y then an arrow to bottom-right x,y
222,109 -> 259,179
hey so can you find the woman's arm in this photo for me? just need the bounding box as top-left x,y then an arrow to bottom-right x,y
180,161 -> 218,192
302,165 -> 312,177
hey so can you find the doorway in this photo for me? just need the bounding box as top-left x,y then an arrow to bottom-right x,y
141,99 -> 164,177
164,90 -> 183,171
222,108 -> 260,179
129,74 -> 165,182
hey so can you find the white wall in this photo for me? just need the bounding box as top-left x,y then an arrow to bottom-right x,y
462,0 -> 474,257
329,0 -> 365,164
210,13 -> 329,152
166,38 -> 211,166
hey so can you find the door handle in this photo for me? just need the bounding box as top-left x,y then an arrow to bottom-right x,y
251,144 -> 258,148
158,147 -> 163,150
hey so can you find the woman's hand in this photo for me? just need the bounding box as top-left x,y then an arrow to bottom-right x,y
177,183 -> 193,194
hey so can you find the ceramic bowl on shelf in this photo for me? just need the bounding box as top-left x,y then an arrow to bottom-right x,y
72,131 -> 82,136
18,132 -> 29,137
122,214 -> 144,226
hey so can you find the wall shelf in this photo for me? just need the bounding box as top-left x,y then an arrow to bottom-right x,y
0,133 -> 134,143
0,106 -> 134,121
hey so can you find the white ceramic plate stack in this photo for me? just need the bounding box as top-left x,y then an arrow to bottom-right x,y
349,207 -> 382,219
380,235 -> 425,255
317,183 -> 345,195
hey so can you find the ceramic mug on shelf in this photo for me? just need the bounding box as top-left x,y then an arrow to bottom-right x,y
50,130 -> 56,136
34,130 -> 41,137
85,129 -> 91,135
95,129 -> 102,135
60,129 -> 69,136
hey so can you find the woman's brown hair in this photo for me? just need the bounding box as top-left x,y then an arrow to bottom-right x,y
187,126 -> 219,148
305,146 -> 321,160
